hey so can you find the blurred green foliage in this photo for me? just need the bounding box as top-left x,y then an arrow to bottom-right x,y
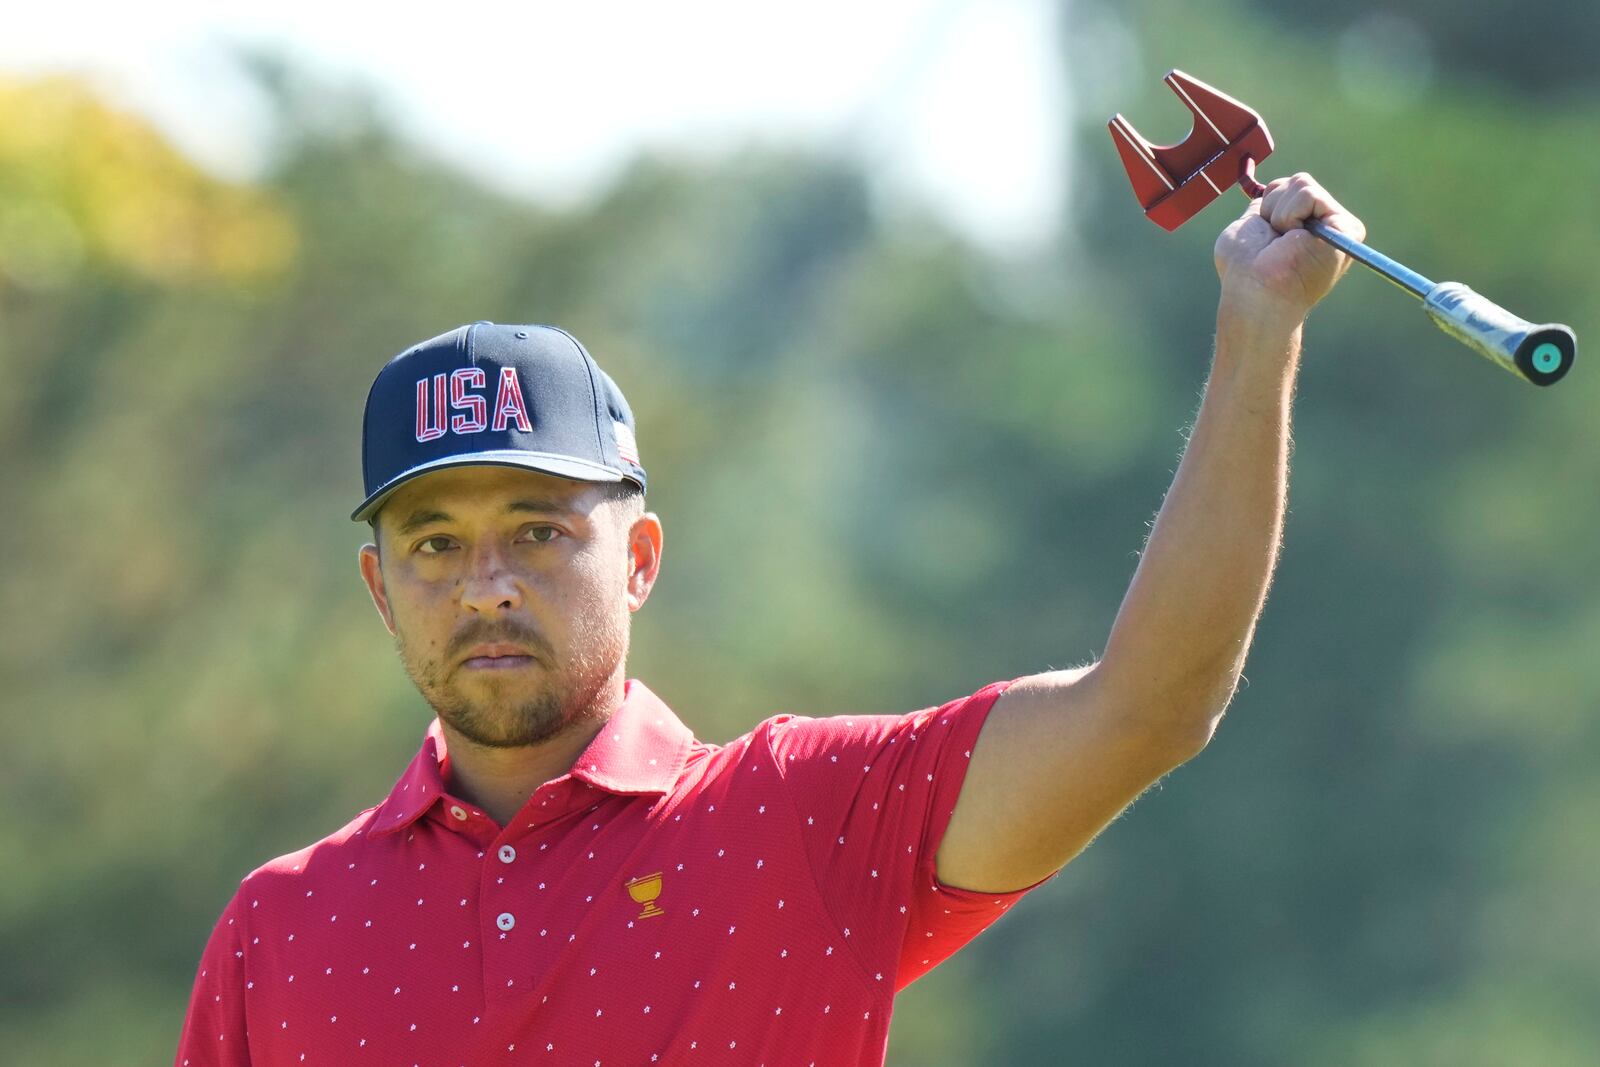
3,1 -> 1598,1062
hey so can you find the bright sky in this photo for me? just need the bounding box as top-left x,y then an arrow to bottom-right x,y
2,0 -> 1071,255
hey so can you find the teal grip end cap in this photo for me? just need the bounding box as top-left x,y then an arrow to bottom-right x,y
1514,326 -> 1576,387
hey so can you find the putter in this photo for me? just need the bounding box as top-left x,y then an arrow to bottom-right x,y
1109,70 -> 1576,387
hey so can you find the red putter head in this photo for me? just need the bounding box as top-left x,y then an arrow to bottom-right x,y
1108,70 -> 1275,231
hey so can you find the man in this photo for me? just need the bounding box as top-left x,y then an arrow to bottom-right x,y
176,173 -> 1363,1065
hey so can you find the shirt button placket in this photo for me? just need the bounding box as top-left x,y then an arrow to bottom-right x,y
483,831 -> 527,1005
483,900 -> 521,1001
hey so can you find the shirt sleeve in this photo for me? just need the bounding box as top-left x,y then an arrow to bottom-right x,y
174,890 -> 251,1067
766,679 -> 1061,992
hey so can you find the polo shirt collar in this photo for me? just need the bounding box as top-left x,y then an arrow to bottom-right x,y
371,679 -> 693,836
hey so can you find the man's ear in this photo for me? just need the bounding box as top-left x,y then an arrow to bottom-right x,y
625,512 -> 664,613
359,543 -> 398,635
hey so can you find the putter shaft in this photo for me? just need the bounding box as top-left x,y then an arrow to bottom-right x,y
1301,217 -> 1433,299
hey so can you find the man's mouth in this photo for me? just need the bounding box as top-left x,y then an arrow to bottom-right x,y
461,642 -> 539,670
463,654 -> 536,670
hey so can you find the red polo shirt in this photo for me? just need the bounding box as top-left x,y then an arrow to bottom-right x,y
176,678 -> 1058,1066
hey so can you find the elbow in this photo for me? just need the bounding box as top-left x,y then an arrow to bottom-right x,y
1177,667 -> 1239,756
1140,706 -> 1223,775
1168,704 -> 1226,762
1132,698 -> 1221,768
1089,660 -> 1235,766
1165,671 -> 1237,760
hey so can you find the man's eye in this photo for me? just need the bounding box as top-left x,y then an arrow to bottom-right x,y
521,525 -> 560,544
417,536 -> 456,555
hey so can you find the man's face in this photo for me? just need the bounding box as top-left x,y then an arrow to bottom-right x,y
357,465 -> 659,748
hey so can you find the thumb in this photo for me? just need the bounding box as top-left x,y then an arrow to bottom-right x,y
1214,194 -> 1276,277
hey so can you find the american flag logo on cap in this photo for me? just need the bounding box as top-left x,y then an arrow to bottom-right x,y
613,420 -> 640,466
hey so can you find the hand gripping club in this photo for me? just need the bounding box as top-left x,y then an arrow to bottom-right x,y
1109,70 -> 1576,387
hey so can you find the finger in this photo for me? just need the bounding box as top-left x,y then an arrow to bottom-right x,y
1291,197 -> 1368,261
1257,176 -> 1294,231
1318,207 -> 1367,246
1269,185 -> 1318,232
1271,173 -> 1364,242
1266,173 -> 1323,230
1320,211 -> 1368,281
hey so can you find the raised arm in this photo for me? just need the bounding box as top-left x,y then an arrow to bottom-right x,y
937,174 -> 1365,893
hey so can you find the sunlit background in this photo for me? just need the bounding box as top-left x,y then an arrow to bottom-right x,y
5,0 -> 1598,1063
2,0 -> 1072,255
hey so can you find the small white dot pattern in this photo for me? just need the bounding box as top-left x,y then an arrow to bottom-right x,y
174,678 -> 1052,1065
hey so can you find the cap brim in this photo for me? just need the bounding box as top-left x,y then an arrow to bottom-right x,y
351,450 -> 629,523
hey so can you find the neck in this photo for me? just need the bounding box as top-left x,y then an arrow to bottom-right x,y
438,673 -> 625,827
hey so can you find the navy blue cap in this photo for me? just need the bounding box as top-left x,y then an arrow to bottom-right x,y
352,322 -> 645,523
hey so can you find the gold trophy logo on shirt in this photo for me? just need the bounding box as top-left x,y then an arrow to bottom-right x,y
625,872 -> 665,919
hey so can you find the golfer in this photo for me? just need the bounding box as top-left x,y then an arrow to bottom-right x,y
176,174 -> 1363,1065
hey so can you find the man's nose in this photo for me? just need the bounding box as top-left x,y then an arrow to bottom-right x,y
458,550 -> 524,614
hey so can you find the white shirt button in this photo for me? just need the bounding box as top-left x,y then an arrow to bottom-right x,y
498,845 -> 516,864
449,805 -> 468,821
496,912 -> 516,932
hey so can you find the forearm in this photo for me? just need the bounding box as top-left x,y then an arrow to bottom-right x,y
1093,309 -> 1302,744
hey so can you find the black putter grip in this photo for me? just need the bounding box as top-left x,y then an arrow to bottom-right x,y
1422,282 -> 1576,387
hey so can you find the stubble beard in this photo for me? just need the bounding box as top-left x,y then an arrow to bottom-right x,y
393,609 -> 629,749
